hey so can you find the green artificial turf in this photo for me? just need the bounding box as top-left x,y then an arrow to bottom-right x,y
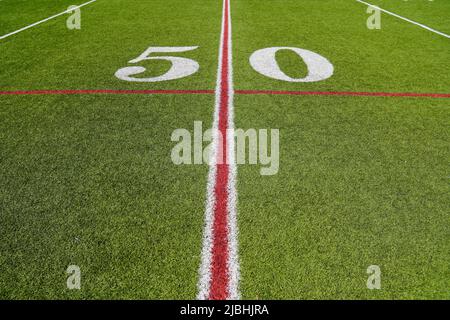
236,94 -> 449,299
0,0 -> 221,299
0,93 -> 215,299
0,0 -> 449,299
233,0 -> 450,299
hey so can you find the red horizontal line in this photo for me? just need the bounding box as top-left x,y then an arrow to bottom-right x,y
1,89 -> 449,99
235,90 -> 450,98
0,89 -> 215,95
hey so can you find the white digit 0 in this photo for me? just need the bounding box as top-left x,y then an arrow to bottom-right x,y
249,47 -> 334,82
115,46 -> 200,82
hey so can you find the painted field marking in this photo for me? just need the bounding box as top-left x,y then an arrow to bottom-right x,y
356,0 -> 450,39
0,89 -> 214,95
115,46 -> 200,82
2,89 -> 450,99
197,0 -> 240,300
0,0 -> 97,41
235,90 -> 450,99
250,47 -> 334,82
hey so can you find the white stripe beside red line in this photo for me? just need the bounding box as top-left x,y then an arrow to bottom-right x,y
197,0 -> 240,300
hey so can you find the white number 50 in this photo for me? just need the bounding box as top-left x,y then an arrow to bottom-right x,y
115,46 -> 200,82
115,46 -> 334,83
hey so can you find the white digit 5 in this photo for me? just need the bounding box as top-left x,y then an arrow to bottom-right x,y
115,46 -> 200,82
249,47 -> 334,82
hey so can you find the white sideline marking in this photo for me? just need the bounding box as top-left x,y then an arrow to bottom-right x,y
356,0 -> 450,39
0,0 -> 97,41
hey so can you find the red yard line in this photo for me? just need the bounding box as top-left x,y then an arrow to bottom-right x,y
2,89 -> 449,99
235,90 -> 450,99
0,89 -> 214,96
209,0 -> 231,300
197,0 -> 239,301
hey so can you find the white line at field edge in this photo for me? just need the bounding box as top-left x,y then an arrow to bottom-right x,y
0,0 -> 97,41
356,0 -> 450,39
